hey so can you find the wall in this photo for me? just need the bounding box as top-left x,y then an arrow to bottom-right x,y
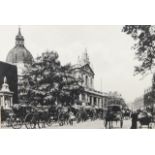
0,61 -> 18,103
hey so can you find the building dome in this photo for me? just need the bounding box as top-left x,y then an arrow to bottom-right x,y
6,28 -> 34,64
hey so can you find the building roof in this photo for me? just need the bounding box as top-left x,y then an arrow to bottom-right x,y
72,50 -> 94,75
6,28 -> 34,64
72,63 -> 95,75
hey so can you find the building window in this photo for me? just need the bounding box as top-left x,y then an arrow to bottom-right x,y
85,75 -> 88,87
91,78 -> 93,88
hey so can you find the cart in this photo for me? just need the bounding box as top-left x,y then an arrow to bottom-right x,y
137,111 -> 153,128
104,105 -> 123,129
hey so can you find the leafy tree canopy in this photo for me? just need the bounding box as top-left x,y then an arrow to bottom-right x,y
21,51 -> 84,106
122,25 -> 155,75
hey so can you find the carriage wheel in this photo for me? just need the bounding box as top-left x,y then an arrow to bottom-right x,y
24,113 -> 33,129
12,117 -> 23,129
59,120 -> 64,126
46,117 -> 54,127
69,119 -> 73,125
6,117 -> 12,127
30,116 -> 38,129
38,120 -> 46,129
58,118 -> 64,126
46,118 -> 52,126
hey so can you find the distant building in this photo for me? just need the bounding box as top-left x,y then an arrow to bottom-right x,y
0,61 -> 18,103
131,96 -> 144,110
144,73 -> 155,111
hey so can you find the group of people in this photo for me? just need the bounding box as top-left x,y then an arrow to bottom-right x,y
48,104 -> 101,126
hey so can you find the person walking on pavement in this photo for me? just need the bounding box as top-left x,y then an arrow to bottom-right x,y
131,111 -> 138,129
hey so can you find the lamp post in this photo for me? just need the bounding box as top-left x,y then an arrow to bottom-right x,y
0,97 -> 2,128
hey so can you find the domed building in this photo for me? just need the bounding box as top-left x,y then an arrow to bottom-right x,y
6,28 -> 34,75
6,28 -> 34,103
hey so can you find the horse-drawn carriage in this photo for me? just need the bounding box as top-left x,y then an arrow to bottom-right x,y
104,104 -> 123,129
137,111 -> 154,128
1,103 -> 60,129
2,103 -> 77,129
24,104 -> 54,129
123,109 -> 131,120
1,104 -> 32,129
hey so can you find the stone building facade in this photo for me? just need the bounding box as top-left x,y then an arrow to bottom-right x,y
71,51 -> 110,109
144,73 -> 155,112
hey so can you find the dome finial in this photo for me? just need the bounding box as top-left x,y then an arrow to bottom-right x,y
4,76 -> 7,83
18,26 -> 21,35
15,26 -> 24,46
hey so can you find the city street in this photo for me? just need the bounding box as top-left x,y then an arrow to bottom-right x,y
1,119 -> 132,129
46,119 -> 132,129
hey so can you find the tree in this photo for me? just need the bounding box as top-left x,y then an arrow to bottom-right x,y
24,51 -> 62,105
18,64 -> 33,103
22,51 -> 84,106
58,63 -> 84,105
122,25 -> 155,75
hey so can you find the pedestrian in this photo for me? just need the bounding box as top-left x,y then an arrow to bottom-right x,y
131,111 -> 138,129
69,111 -> 75,125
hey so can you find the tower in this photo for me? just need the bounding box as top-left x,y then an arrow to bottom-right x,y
81,48 -> 90,65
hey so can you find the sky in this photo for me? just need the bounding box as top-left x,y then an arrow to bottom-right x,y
0,25 -> 153,104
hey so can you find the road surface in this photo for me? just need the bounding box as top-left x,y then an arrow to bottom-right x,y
1,119 -> 132,129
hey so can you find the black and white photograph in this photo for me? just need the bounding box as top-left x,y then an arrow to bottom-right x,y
0,25 -> 155,129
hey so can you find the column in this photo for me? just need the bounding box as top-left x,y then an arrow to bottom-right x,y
98,98 -> 101,108
99,98 -> 102,108
85,94 -> 87,104
101,98 -> 104,108
89,96 -> 92,105
2,96 -> 5,108
98,98 -> 100,108
87,95 -> 90,104
79,94 -> 82,101
10,97 -> 13,107
96,97 -> 98,107
91,96 -> 94,106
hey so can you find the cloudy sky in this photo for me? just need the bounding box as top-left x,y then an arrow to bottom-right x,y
0,25 -> 153,103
